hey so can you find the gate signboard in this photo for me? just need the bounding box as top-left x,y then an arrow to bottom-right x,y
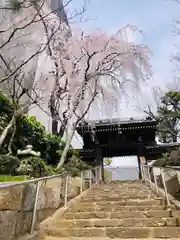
140,156 -> 146,164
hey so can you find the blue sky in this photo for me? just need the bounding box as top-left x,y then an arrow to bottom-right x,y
68,0 -> 180,154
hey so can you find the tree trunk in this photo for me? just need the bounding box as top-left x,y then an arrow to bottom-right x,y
52,119 -> 58,135
49,93 -> 58,135
0,115 -> 15,149
172,133 -> 177,142
59,125 -> 64,138
57,129 -> 74,168
7,119 -> 16,155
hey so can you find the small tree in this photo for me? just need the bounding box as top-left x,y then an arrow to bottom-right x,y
153,147 -> 180,167
104,158 -> 112,167
157,91 -> 180,142
46,26 -> 152,167
144,90 -> 180,143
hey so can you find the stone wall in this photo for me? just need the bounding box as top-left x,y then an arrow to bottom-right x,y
152,167 -> 180,198
164,169 -> 180,196
0,176 -> 88,240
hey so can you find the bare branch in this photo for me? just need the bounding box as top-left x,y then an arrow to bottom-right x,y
45,26 -> 152,167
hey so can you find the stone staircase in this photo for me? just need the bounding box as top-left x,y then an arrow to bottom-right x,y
42,181 -> 180,239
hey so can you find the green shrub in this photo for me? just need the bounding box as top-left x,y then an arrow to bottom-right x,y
0,92 -> 64,164
55,150 -> 91,177
0,154 -> 20,175
16,156 -> 55,178
104,158 -> 112,166
65,154 -> 91,172
0,92 -> 89,175
54,167 -> 66,174
69,167 -> 81,177
0,92 -> 13,115
44,134 -> 65,165
104,169 -> 112,181
13,116 -> 64,164
152,158 -> 167,167
168,147 -> 180,166
153,149 -> 180,167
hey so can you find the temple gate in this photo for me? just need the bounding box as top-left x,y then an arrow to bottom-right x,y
75,118 -> 179,180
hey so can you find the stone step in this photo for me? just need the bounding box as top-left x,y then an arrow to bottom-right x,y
80,197 -> 161,205
97,186 -> 148,189
93,187 -> 149,191
83,199 -> 162,204
85,194 -> 154,198
81,196 -> 158,202
92,187 -> 150,192
95,184 -> 149,187
97,181 -> 144,185
104,180 -> 142,183
44,226 -> 180,238
73,199 -> 162,208
45,237 -> 180,240
87,189 -> 152,193
85,191 -> 154,196
94,184 -> 149,187
67,205 -> 165,212
50,217 -> 180,228
62,210 -> 174,219
82,193 -> 156,200
94,183 -> 149,188
83,191 -> 155,195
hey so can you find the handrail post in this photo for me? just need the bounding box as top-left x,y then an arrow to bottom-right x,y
30,181 -> 40,235
147,166 -> 152,187
64,174 -> 69,208
144,165 -> 149,184
143,165 -> 147,183
100,166 -> 102,181
152,167 -> 159,195
80,171 -> 83,195
98,167 -> 101,182
95,168 -> 98,184
89,170 -> 92,188
98,166 -> 101,183
142,165 -> 146,183
96,167 -> 99,184
140,164 -> 144,182
161,168 -> 170,206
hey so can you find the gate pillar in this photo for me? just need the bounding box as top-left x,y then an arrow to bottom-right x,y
95,145 -> 104,181
137,143 -> 146,179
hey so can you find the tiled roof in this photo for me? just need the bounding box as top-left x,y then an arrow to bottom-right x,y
77,117 -> 156,127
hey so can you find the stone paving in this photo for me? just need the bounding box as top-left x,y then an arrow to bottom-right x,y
42,181 -> 180,239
